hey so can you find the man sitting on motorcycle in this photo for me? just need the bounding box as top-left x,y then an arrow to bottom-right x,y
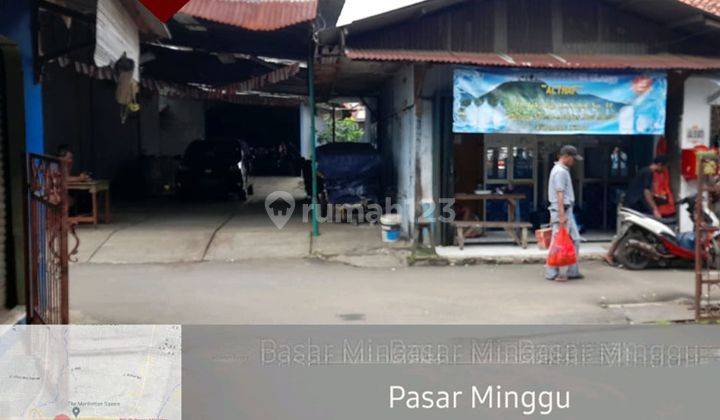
604,155 -> 669,265
624,155 -> 669,218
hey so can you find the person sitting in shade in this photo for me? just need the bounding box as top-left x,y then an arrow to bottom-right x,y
57,144 -> 91,183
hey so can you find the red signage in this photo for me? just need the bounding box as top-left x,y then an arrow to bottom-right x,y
138,0 -> 192,22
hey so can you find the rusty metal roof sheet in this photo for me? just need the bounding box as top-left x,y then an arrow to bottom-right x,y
179,0 -> 318,31
345,49 -> 720,70
678,0 -> 720,17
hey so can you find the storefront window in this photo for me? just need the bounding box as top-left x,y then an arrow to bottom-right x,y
485,184 -> 533,222
513,146 -> 534,179
512,185 -> 534,222
582,183 -> 604,229
609,146 -> 629,178
486,146 -> 509,180
584,146 -> 605,179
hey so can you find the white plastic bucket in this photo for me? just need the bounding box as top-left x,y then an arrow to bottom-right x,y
380,214 -> 401,243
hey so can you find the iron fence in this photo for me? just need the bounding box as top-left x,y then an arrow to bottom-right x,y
27,153 -> 71,324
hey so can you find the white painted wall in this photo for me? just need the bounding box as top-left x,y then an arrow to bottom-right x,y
300,104 -> 312,159
380,65 -> 416,236
95,0 -> 140,80
679,75 -> 720,231
419,99 -> 434,202
389,70 -> 437,237
396,66 -> 417,236
362,102 -> 376,145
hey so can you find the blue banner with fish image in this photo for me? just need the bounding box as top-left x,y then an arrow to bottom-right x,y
453,68 -> 667,135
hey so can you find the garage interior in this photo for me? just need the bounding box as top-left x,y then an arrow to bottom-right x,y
32,0 -> 394,267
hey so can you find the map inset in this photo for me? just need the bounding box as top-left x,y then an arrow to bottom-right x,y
0,325 -> 181,420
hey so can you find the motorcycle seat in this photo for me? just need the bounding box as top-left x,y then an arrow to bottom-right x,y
676,232 -> 695,251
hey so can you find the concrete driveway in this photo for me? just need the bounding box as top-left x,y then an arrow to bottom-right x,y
67,176 -> 697,326
74,177 -> 310,264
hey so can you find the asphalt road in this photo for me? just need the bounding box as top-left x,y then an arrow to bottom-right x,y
69,259 -> 692,325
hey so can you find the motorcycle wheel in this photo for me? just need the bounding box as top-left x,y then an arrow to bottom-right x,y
616,230 -> 652,270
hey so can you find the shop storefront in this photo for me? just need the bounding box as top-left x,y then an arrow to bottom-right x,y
323,0 -> 720,246
679,74 -> 720,231
450,67 -> 666,240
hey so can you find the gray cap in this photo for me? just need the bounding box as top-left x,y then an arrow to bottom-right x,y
559,145 -> 583,161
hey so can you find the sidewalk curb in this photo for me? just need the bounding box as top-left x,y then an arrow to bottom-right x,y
0,306 -> 26,325
309,249 -> 412,269
411,253 -> 605,266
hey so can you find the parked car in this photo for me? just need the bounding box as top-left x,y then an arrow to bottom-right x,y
176,139 -> 254,200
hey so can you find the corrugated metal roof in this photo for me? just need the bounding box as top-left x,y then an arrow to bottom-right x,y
678,0 -> 720,17
180,0 -> 318,31
345,48 -> 720,70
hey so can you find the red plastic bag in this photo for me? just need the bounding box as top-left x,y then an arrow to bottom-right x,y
535,228 -> 553,250
546,226 -> 577,267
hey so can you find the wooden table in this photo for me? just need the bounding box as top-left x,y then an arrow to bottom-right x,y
453,193 -> 529,248
455,193 -> 526,220
68,180 -> 111,225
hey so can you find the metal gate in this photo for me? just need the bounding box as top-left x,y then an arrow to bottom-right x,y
27,153 -> 71,324
0,57 -> 6,310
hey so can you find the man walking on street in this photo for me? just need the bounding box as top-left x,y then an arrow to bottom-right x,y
546,146 -> 583,282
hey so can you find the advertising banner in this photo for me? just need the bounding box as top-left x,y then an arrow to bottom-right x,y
453,68 -> 667,135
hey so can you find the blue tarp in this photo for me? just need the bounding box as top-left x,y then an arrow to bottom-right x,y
317,143 -> 381,204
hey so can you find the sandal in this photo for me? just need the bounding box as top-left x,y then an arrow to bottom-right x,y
602,254 -> 615,266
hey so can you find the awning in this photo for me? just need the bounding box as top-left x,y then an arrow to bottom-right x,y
140,43 -> 308,95
345,49 -> 720,70
179,0 -> 318,31
217,63 -> 300,93
54,57 -> 304,106
141,43 -> 289,85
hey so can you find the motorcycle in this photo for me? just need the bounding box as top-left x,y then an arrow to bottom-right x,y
614,196 -> 720,270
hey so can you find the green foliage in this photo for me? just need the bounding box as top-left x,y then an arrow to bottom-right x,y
319,116 -> 364,143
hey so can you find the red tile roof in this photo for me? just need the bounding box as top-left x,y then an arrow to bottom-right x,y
678,0 -> 720,17
345,48 -> 720,70
180,0 -> 318,31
